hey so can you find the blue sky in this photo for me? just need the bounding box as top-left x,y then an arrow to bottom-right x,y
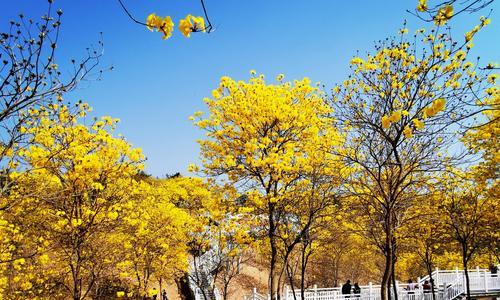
2,0 -> 499,176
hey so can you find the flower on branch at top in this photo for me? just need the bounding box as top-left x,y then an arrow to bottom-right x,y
179,14 -> 205,37
434,5 -> 454,26
146,13 -> 174,40
417,0 -> 428,12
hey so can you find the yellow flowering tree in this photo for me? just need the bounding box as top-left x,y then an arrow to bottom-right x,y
0,1 -> 102,209
400,186 -> 450,300
193,74 -> 344,299
279,173 -> 346,300
438,174 -> 499,300
331,14 -> 495,300
113,178 -> 193,299
4,103 -> 144,299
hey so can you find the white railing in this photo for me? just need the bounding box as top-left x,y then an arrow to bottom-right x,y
243,288 -> 270,300
276,266 -> 500,300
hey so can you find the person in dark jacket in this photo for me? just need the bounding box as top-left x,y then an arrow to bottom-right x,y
423,280 -> 431,293
353,283 -> 361,297
342,280 -> 352,296
490,264 -> 498,277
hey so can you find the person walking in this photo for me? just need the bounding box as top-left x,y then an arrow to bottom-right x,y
342,280 -> 352,298
162,289 -> 168,300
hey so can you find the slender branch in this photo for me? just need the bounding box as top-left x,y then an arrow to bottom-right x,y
200,0 -> 214,33
117,0 -> 148,26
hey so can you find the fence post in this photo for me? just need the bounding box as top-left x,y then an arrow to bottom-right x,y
484,270 -> 488,292
284,284 -> 289,300
435,267 -> 439,288
253,287 -> 257,300
476,266 -> 480,275
417,278 -> 422,299
313,284 -> 318,300
369,282 -> 373,299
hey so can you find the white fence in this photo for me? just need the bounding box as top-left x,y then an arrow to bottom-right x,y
194,286 -> 222,300
245,266 -> 500,300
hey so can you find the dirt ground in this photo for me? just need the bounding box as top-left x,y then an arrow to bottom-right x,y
159,259 -> 269,300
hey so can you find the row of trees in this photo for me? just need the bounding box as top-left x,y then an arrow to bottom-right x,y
190,1 -> 499,299
0,0 -> 498,299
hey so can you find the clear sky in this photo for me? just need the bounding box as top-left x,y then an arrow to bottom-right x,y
2,0 -> 499,177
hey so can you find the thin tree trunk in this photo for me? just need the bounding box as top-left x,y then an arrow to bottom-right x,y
381,228 -> 393,300
269,203 -> 278,300
427,268 -> 436,300
285,260 -> 297,300
391,271 -> 398,300
463,257 -> 471,300
300,243 -> 307,300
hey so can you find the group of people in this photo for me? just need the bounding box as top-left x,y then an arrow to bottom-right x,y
405,279 -> 433,293
341,280 -> 361,296
340,279 -> 434,297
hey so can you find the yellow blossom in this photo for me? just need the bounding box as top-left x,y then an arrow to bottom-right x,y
417,0 -> 427,12
178,15 -> 205,37
403,126 -> 413,138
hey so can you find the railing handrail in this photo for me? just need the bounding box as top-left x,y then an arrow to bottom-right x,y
279,267 -> 500,300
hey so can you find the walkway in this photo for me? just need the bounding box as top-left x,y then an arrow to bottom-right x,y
245,267 -> 500,300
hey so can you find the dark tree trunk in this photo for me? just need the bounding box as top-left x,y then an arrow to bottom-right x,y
269,202 -> 279,300
381,223 -> 393,300
460,242 -> 471,300
427,268 -> 436,300
391,270 -> 398,300
300,244 -> 307,300
175,273 -> 195,300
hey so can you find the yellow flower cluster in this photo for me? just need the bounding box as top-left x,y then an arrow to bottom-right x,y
178,14 -> 205,37
423,98 -> 446,118
417,0 -> 427,12
381,110 -> 402,129
145,13 -> 205,40
434,5 -> 454,26
146,13 -> 174,40
465,16 -> 491,42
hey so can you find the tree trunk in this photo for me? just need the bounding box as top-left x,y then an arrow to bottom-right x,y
269,203 -> 279,300
381,228 -> 393,300
175,273 -> 195,300
428,268 -> 436,300
391,271 -> 398,300
159,278 -> 163,300
462,256 -> 471,300
300,243 -> 307,300
284,259 -> 297,300
223,281 -> 229,300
